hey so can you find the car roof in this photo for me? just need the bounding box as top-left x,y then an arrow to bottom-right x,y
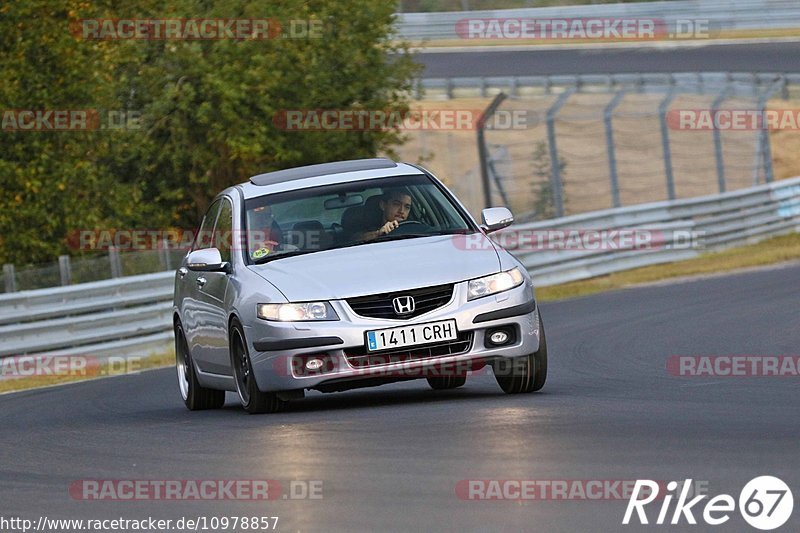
236,159 -> 427,200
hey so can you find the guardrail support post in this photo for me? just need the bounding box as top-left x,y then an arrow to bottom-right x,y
109,246 -> 122,278
477,92 -> 508,209
711,86 -> 732,193
58,255 -> 72,286
3,264 -> 16,293
658,88 -> 678,201
545,87 -> 576,218
604,89 -> 626,208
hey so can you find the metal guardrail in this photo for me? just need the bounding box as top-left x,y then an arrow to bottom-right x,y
500,175 -> 800,286
1,176 -> 799,358
0,271 -> 175,359
417,72 -> 800,99
396,0 -> 800,41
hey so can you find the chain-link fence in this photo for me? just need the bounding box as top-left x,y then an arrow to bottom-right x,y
2,246 -> 187,293
398,72 -> 799,221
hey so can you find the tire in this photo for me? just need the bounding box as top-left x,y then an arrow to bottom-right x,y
230,321 -> 286,414
493,311 -> 548,394
426,375 -> 467,390
175,323 -> 225,410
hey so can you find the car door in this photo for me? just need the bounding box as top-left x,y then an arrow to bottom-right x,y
180,199 -> 221,370
193,197 -> 235,375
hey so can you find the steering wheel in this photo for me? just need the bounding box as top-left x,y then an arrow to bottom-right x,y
392,220 -> 432,235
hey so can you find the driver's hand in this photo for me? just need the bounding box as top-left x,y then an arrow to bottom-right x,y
379,220 -> 399,235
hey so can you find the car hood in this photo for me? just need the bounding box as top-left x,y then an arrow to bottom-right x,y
248,234 -> 502,301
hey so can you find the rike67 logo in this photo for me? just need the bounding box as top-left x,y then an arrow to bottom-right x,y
623,476 -> 794,530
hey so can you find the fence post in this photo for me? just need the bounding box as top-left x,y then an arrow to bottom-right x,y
486,145 -> 511,208
711,86 -> 732,193
754,77 -> 785,184
109,246 -> 122,278
160,238 -> 172,271
604,89 -> 627,208
545,87 -> 576,218
476,92 -> 508,209
3,264 -> 16,293
58,255 -> 72,286
658,88 -> 678,201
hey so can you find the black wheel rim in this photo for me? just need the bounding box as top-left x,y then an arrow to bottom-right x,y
232,330 -> 251,405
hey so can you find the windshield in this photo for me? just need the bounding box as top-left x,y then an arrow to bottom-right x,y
244,174 -> 476,263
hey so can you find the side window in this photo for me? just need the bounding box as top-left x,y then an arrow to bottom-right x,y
212,198 -> 233,263
192,199 -> 222,252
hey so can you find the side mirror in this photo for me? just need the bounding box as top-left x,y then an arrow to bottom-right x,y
481,207 -> 514,233
186,248 -> 231,273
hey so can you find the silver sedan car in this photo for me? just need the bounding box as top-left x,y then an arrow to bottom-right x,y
173,158 -> 547,413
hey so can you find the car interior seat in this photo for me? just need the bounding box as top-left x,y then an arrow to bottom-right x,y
340,194 -> 385,241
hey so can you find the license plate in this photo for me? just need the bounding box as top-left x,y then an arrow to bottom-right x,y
366,319 -> 458,352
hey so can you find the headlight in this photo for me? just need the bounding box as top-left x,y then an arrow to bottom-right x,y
468,267 -> 525,301
257,302 -> 339,321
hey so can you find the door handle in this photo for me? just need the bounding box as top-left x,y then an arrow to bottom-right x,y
178,267 -> 188,278
196,276 -> 207,289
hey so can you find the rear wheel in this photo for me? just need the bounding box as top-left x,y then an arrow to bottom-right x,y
426,375 -> 467,390
230,321 -> 286,414
494,311 -> 548,394
175,323 -> 225,410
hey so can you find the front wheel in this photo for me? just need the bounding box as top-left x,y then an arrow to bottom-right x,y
493,311 -> 548,394
175,323 -> 225,410
230,321 -> 286,414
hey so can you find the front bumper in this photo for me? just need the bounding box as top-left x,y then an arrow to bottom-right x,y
244,281 -> 540,392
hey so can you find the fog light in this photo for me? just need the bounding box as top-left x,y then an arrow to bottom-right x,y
305,358 -> 325,371
489,331 -> 509,345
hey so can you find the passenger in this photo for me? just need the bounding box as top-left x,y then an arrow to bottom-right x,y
248,205 -> 283,259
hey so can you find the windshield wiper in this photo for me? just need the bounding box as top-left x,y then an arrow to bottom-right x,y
252,249 -> 318,265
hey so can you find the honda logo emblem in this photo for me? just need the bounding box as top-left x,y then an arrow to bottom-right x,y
392,296 -> 415,315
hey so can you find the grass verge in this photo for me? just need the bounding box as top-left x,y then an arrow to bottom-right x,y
536,232 -> 800,302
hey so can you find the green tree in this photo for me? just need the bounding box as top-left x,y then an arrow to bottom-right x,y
0,0 -> 421,265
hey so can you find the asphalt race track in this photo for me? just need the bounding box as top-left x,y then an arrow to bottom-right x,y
417,41 -> 800,77
1,263 -> 799,532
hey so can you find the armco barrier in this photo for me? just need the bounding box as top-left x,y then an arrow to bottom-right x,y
396,0 -> 800,41
1,176 -> 799,358
499,175 -> 800,286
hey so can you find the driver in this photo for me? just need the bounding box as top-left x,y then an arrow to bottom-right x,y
359,188 -> 412,241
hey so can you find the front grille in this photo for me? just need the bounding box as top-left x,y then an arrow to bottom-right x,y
344,332 -> 474,368
346,283 -> 454,320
